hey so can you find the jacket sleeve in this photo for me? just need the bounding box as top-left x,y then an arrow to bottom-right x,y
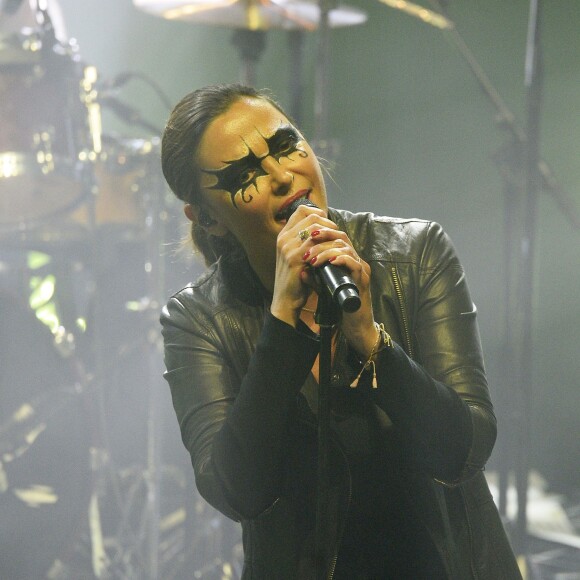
369,221 -> 496,486
161,296 -> 319,519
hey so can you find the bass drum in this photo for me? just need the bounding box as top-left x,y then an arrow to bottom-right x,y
0,31 -> 94,230
0,290 -> 91,579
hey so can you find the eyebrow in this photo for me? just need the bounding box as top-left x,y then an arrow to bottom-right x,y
203,125 -> 301,173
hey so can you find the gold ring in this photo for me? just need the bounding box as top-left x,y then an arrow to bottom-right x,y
298,229 -> 310,241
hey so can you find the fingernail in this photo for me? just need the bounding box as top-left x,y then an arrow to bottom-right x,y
302,250 -> 310,261
311,230 -> 320,237
329,256 -> 336,262
310,256 -> 317,265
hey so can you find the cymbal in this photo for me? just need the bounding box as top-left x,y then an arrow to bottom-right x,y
377,0 -> 453,30
133,0 -> 368,31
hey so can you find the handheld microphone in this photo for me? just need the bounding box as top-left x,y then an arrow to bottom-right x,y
283,198 -> 361,313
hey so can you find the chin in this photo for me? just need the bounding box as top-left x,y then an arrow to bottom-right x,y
311,191 -> 328,211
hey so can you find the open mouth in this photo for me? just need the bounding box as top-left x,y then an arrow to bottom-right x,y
275,190 -> 311,222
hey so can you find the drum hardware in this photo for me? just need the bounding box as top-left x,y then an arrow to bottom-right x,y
133,0 -> 367,88
0,349 -> 189,579
53,145 -> 174,579
0,165 -> 175,579
56,461 -> 207,580
82,64 -> 104,158
421,0 -> 580,558
97,69 -> 173,115
65,135 -> 161,243
0,310 -> 172,578
95,66 -> 168,136
0,380 -> 84,461
1,132 -> 160,248
1,10 -> 190,580
39,69 -> 179,574
0,1 -> 373,576
0,30 -> 99,232
133,0 -> 367,30
133,0 -> 366,30
99,94 -> 162,135
132,0 -> 452,31
377,0 -> 453,30
0,289 -> 92,579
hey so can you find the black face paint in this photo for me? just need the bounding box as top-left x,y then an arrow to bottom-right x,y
202,125 -> 308,208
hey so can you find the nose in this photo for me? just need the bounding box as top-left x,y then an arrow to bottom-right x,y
261,156 -> 293,195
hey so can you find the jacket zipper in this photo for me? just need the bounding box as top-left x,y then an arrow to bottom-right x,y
390,266 -> 414,359
327,552 -> 338,579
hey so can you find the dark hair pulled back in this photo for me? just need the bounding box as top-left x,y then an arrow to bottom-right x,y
161,83 -> 288,265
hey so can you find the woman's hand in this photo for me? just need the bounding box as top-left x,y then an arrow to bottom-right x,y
270,204 -> 330,327
272,205 -> 379,358
300,220 -> 378,359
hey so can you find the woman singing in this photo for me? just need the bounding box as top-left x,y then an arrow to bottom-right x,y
160,84 -> 521,579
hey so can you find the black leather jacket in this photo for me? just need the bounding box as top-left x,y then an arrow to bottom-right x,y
161,209 -> 521,579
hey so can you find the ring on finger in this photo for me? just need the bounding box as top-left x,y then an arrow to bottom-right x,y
298,229 -> 310,241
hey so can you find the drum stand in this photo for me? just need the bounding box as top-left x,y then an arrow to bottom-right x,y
140,159 -> 167,580
84,160 -> 240,580
428,0 -> 580,561
81,152 -> 171,579
77,80 -> 241,579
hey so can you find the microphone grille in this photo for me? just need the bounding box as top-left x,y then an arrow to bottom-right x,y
282,197 -> 318,221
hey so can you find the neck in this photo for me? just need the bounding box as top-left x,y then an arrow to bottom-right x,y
247,251 -> 277,294
302,292 -> 318,312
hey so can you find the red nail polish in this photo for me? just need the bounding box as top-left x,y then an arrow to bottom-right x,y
310,256 -> 317,265
302,250 -> 310,261
311,230 -> 320,237
329,256 -> 336,262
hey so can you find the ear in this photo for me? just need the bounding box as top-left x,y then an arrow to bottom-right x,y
184,204 -> 229,236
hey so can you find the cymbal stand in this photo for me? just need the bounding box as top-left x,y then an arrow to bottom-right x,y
312,0 -> 342,179
102,150 -> 168,579
313,0 -> 334,142
83,170 -> 131,578
514,0 -> 541,553
287,29 -> 306,124
426,0 -> 579,229
232,26 -> 306,125
140,146 -> 168,580
231,28 -> 267,87
82,160 -> 169,579
428,0 -> 580,557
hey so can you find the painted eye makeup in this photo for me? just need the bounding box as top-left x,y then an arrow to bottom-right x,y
201,125 -> 308,208
267,126 -> 304,160
202,149 -> 266,208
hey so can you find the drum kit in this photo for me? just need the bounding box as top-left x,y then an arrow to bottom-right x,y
0,0 -> 451,578
0,5 -> 181,578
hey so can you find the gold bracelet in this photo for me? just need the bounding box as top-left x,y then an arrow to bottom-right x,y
350,322 -> 393,389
